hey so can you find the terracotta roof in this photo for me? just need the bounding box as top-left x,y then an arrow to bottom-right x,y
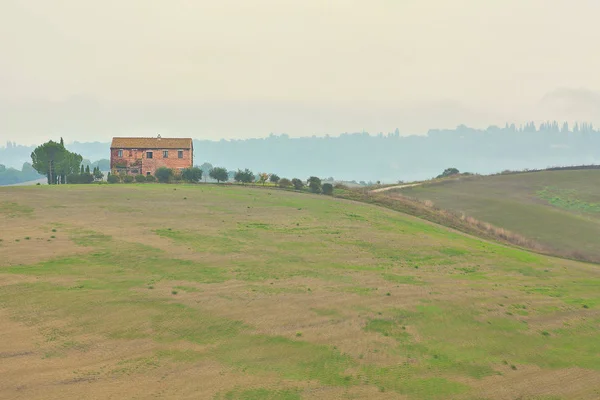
110,137 -> 193,149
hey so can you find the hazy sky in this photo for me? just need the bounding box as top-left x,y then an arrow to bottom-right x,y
2,0 -> 600,144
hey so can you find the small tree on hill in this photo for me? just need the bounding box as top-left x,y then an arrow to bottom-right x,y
234,169 -> 254,184
322,183 -> 333,195
258,172 -> 270,185
307,176 -> 322,193
182,167 -> 203,183
291,178 -> 304,190
155,167 -> 173,183
278,178 -> 292,188
209,167 -> 229,183
269,174 -> 280,184
437,168 -> 460,179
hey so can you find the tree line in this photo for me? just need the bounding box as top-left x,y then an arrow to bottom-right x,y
105,165 -> 334,194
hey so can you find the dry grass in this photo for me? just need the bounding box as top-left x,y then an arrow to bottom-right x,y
335,188 -> 550,255
1,184 -> 600,399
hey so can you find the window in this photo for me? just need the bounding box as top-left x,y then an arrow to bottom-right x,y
146,151 -> 153,159
118,149 -> 123,157
163,150 -> 169,158
146,172 -> 151,176
178,150 -> 184,159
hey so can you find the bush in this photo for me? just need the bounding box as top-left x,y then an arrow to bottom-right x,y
155,167 -> 173,183
234,168 -> 255,184
67,173 -> 94,184
270,174 -> 280,184
182,167 -> 203,183
107,174 -> 120,183
146,174 -> 156,182
209,167 -> 228,183
135,174 -> 146,183
322,183 -> 333,195
291,178 -> 304,190
172,170 -> 183,182
278,178 -> 292,188
123,175 -> 134,183
308,176 -> 322,193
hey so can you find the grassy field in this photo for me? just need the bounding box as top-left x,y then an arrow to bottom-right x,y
1,184 -> 600,399
394,170 -> 600,263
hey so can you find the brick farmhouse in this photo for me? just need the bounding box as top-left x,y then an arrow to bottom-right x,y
110,136 -> 193,176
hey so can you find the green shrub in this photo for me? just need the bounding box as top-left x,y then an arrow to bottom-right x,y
172,170 -> 183,182
270,174 -> 281,184
146,175 -> 156,182
107,174 -> 120,184
182,167 -> 203,183
155,167 -> 173,183
135,174 -> 146,183
308,176 -> 322,193
234,168 -> 255,184
278,178 -> 292,188
291,178 -> 304,190
123,175 -> 134,183
322,183 -> 333,195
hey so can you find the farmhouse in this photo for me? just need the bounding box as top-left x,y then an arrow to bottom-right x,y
110,135 -> 193,176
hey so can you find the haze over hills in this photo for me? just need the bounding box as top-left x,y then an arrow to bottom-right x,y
2,122 -> 600,184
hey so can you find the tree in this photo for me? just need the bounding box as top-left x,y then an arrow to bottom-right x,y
278,178 -> 292,188
234,168 -> 254,184
93,167 -> 104,181
437,168 -> 460,179
291,178 -> 304,190
199,162 -> 213,182
155,167 -> 173,183
269,174 -> 280,184
85,165 -> 90,174
307,176 -> 322,193
209,167 -> 229,183
322,183 -> 333,195
31,140 -> 82,185
80,165 -> 85,175
182,167 -> 203,183
258,172 -> 270,185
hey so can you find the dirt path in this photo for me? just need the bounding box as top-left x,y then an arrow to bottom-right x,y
369,183 -> 422,193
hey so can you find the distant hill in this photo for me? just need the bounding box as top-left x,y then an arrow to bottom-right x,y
391,168 -> 600,263
2,123 -> 600,182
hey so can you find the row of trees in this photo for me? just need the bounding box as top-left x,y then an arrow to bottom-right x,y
106,165 -> 334,194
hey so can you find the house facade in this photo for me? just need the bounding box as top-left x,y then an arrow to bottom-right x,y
110,135 -> 193,176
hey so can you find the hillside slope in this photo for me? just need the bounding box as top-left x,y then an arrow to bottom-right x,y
393,169 -> 600,263
1,185 -> 600,399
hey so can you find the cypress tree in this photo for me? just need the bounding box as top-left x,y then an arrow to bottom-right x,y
80,165 -> 84,175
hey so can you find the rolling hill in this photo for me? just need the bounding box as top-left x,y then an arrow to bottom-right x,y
1,184 -> 600,399
392,169 -> 600,263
